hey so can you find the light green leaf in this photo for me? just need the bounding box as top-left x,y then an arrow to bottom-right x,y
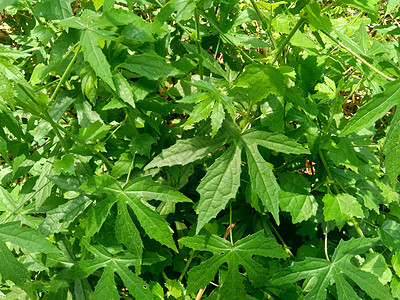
38,195 -> 91,236
145,136 -> 225,169
196,144 -> 242,233
360,253 -> 392,285
234,64 -> 285,103
242,128 -> 310,154
113,72 -> 135,108
304,1 -> 332,31
340,79 -> 400,136
81,31 -> 116,90
387,0 -> 400,13
271,238 -> 391,300
0,186 -> 18,212
93,266 -> 120,300
33,0 -> 73,20
115,200 -> 143,262
0,221 -> 60,253
322,194 -> 364,229
383,107 -> 400,187
79,120 -> 111,141
341,0 -> 379,17
122,54 -> 178,80
279,173 -> 317,223
124,176 -> 192,203
245,143 -> 280,224
184,97 -> 214,125
210,99 -> 225,137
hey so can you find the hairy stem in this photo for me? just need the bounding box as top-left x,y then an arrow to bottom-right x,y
322,31 -> 396,82
271,17 -> 306,64
195,8 -> 204,80
249,0 -> 276,49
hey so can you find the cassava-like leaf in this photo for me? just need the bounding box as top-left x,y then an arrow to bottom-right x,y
196,144 -> 242,233
180,231 -> 287,297
270,237 -> 391,300
383,107 -> 400,187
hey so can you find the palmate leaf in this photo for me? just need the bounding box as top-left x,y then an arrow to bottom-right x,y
69,239 -> 157,300
340,79 -> 400,136
81,175 -> 191,251
179,231 -> 287,298
59,10 -> 116,90
178,81 -> 235,136
270,237 -> 392,300
196,143 -> 242,233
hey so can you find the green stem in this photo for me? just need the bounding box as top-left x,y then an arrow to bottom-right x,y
195,8 -> 204,80
54,123 -> 113,171
269,221 -> 294,257
271,17 -> 306,65
178,250 -> 197,282
43,111 -> 69,152
249,0 -> 276,49
49,44 -> 80,103
229,203 -> 234,246
322,31 -> 396,82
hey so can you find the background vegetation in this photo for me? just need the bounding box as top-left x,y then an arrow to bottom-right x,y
1,0 -> 400,299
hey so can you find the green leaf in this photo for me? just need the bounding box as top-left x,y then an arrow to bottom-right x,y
180,231 -> 287,296
322,194 -> 364,229
242,128 -> 310,154
93,266 -> 120,300
383,107 -> 400,187
279,173 -> 317,223
145,136 -> 225,169
271,237 -> 391,300
0,241 -> 29,286
0,222 -> 60,253
130,134 -> 156,157
379,220 -> 400,251
387,0 -> 400,13
244,143 -> 280,224
0,186 -> 18,212
360,253 -> 392,285
81,31 -> 116,90
122,54 -> 178,80
196,144 -> 242,233
114,261 -> 154,300
304,1 -> 332,31
115,200 -> 143,262
233,64 -> 285,103
79,120 -> 111,141
341,0 -> 379,17
38,195 -> 91,236
113,72 -> 135,108
123,176 -> 192,203
340,79 -> 400,136
85,196 -> 118,238
123,195 -> 178,252
33,0 -> 73,20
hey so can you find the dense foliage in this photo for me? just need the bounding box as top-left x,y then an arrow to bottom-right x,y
1,0 -> 400,298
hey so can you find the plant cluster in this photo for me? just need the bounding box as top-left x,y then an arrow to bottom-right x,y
1,0 -> 400,299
